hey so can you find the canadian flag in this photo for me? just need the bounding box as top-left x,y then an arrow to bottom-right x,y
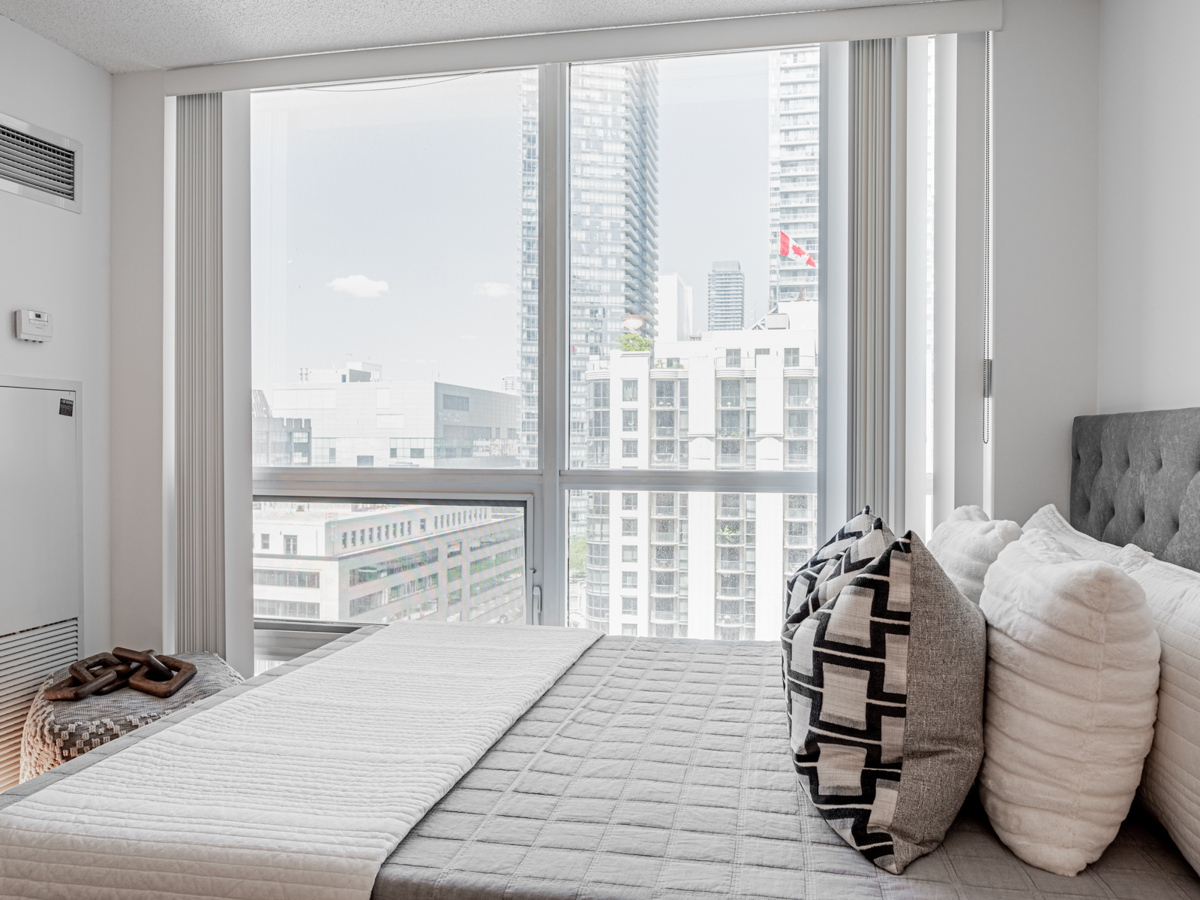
779,230 -> 817,268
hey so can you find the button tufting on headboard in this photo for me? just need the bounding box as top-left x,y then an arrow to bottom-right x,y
1072,408 -> 1200,574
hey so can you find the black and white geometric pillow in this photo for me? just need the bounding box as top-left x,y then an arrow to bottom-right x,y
782,508 -> 987,875
785,507 -> 890,620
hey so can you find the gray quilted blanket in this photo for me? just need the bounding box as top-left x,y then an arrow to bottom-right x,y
5,631 -> 1198,899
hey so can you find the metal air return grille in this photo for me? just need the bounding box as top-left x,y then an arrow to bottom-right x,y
0,112 -> 81,213
0,618 -> 79,791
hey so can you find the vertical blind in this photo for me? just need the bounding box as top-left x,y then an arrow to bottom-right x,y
847,38 -> 906,525
175,92 -> 226,656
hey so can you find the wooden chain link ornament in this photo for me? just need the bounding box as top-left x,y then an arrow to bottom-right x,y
45,648 -> 198,700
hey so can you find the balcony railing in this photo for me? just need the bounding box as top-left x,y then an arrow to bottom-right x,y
650,452 -> 677,467
785,426 -> 812,439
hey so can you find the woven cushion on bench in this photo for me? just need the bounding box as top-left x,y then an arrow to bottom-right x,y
19,651 -> 243,782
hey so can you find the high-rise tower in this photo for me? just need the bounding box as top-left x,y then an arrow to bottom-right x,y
768,46 -> 821,305
707,261 -> 745,331
518,62 -> 660,479
517,75 -> 540,467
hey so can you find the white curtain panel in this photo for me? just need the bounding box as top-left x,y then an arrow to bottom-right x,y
175,92 -> 226,656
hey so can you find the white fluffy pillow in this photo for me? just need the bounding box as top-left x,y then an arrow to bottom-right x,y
978,530 -> 1161,876
1123,555 -> 1200,876
1024,504 -> 1200,875
926,506 -> 1022,604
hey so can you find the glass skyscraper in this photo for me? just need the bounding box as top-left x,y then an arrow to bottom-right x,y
519,62 -> 660,483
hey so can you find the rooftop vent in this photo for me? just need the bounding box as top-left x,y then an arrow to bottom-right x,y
0,112 -> 80,214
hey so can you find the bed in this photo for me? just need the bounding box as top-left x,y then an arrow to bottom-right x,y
3,408 -> 1200,900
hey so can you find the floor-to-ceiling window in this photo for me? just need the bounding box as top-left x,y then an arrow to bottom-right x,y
247,36 -> 943,666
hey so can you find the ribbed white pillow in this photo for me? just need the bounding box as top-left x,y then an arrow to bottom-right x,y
927,506 -> 1022,604
1024,504 -> 1200,876
1023,504 -> 1153,568
979,530 -> 1161,876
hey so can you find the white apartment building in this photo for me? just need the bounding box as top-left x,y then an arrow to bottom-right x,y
580,300 -> 818,641
261,362 -> 520,468
253,502 -> 526,626
768,45 -> 821,304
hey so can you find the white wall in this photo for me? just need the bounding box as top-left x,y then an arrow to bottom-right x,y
110,71 -> 169,653
990,0 -> 1100,524
0,16 -> 112,652
1097,0 -> 1200,414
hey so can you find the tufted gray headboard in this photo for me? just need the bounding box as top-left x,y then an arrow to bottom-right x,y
1071,407 -> 1200,573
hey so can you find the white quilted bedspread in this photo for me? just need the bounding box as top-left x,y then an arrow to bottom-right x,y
0,622 -> 600,900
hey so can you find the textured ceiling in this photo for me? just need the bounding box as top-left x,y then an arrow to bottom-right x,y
0,0 -> 946,74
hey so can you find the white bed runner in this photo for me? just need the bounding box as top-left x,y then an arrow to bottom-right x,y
0,622 -> 600,900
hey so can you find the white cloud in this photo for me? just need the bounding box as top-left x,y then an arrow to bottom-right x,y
472,281 -> 517,298
326,274 -> 389,298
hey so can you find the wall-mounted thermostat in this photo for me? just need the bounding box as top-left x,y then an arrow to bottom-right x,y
14,310 -> 53,343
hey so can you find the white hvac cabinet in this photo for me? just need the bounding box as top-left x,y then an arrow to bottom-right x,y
0,376 -> 83,789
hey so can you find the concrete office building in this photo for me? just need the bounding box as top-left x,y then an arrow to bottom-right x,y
260,362 -> 520,468
768,45 -> 821,304
253,502 -> 525,627
707,261 -> 746,331
252,389 -> 313,466
579,300 -> 818,641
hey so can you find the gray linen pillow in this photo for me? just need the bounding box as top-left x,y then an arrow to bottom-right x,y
782,509 -> 987,874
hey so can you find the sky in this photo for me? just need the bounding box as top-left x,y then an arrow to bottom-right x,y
251,51 -> 774,395
656,52 -> 770,332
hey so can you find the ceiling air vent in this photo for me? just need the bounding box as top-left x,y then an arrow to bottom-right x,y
0,111 -> 81,214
